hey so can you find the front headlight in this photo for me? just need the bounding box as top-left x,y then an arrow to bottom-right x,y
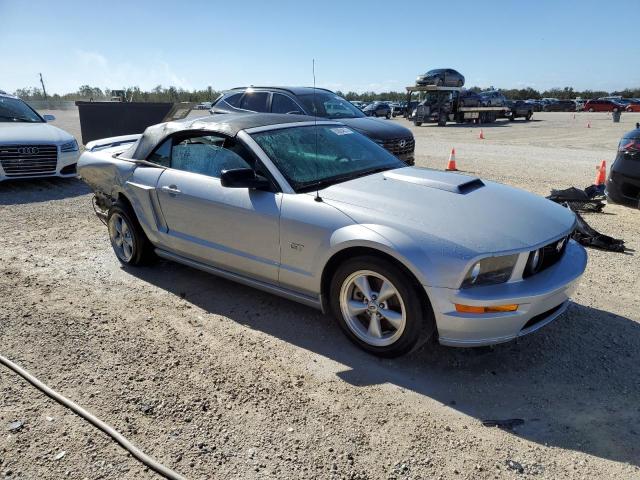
460,254 -> 519,289
60,139 -> 79,152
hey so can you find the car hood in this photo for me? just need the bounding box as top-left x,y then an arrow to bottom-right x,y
339,117 -> 412,140
0,122 -> 74,144
320,167 -> 576,256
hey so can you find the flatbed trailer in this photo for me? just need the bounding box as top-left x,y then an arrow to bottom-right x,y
405,85 -> 510,126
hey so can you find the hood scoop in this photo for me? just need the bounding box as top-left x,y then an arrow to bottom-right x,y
383,169 -> 485,194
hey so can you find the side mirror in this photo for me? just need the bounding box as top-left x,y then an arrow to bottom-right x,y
43,114 -> 56,122
220,168 -> 270,190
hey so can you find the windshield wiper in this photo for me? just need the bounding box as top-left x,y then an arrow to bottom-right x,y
0,115 -> 37,122
297,165 -> 398,193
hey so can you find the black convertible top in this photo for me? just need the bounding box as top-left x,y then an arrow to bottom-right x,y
126,112 -> 316,160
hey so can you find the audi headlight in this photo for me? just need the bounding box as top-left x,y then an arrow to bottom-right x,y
460,254 -> 519,289
60,139 -> 79,152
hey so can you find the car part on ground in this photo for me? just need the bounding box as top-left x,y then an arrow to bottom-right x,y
547,185 -> 605,212
0,92 -> 79,181
606,123 -> 640,209
210,87 -> 414,164
547,184 -> 626,252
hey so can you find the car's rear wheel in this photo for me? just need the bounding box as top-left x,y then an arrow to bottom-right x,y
329,256 -> 434,357
386,112 -> 391,119
108,202 -> 153,266
525,111 -> 533,121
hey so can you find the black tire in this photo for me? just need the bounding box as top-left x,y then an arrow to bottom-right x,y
385,112 -> 391,119
508,115 -> 515,122
329,255 -> 435,357
107,201 -> 154,266
414,121 -> 422,127
525,111 -> 532,121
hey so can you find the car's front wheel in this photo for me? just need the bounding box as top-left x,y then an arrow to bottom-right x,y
108,202 -> 153,266
329,256 -> 434,357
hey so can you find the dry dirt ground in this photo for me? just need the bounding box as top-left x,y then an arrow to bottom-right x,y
1,110 -> 639,480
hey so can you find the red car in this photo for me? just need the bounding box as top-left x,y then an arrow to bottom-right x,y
583,99 -> 624,112
625,103 -> 640,112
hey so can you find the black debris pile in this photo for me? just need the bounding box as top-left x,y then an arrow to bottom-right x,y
547,185 -> 605,212
547,184 -> 626,252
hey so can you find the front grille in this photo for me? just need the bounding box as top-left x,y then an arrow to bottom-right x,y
523,237 -> 568,278
382,137 -> 415,156
0,144 -> 58,177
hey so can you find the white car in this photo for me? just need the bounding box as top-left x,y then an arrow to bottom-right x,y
0,92 -> 79,181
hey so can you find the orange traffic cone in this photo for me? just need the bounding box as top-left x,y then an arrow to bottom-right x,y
594,160 -> 606,186
446,148 -> 458,171
479,129 -> 485,140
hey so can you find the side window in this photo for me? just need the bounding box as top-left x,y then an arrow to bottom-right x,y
271,94 -> 301,114
239,92 -> 269,112
147,138 -> 171,167
223,93 -> 242,107
170,134 -> 252,178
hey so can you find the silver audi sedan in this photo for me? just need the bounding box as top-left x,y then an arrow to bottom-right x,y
78,113 -> 587,357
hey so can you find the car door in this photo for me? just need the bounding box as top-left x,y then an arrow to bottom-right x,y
154,132 -> 281,283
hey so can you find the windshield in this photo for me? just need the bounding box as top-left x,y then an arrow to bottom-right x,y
0,96 -> 43,123
297,92 -> 365,119
251,125 -> 404,192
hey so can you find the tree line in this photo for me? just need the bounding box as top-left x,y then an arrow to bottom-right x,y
11,84 -> 640,103
13,85 -> 220,103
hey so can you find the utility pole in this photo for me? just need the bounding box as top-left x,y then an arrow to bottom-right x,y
39,73 -> 48,100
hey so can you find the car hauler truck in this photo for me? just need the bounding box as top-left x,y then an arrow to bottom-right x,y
405,85 -> 510,126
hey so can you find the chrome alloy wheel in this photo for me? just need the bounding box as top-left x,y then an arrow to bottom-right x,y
339,270 -> 406,347
109,213 -> 134,262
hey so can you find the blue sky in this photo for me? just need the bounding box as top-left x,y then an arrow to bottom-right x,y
1,0 -> 639,94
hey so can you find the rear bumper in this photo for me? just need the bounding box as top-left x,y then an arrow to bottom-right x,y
606,173 -> 640,209
426,240 -> 587,347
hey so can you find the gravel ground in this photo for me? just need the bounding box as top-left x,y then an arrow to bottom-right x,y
1,110 -> 639,480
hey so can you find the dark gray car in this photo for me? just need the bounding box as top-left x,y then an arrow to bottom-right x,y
363,102 -> 391,119
416,69 -> 465,87
211,87 -> 414,164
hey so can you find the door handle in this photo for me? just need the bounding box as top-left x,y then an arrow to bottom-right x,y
161,185 -> 181,196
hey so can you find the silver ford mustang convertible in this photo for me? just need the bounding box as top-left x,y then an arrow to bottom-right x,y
78,113 -> 587,357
